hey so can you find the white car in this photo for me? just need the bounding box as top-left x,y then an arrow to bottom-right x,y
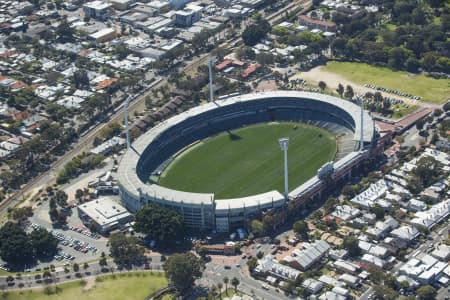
262,284 -> 270,290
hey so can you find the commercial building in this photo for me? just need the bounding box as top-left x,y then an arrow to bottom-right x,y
77,197 -> 134,234
110,0 -> 135,10
302,278 -> 324,294
89,28 -> 117,43
284,240 -> 330,270
174,5 -> 202,27
83,1 -> 112,20
255,255 -> 301,281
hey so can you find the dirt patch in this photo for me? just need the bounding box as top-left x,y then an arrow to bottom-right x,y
83,276 -> 96,291
297,66 -> 437,108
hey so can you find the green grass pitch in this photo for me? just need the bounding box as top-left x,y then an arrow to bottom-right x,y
158,122 -> 337,199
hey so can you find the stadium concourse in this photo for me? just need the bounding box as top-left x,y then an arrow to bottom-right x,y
117,91 -> 376,233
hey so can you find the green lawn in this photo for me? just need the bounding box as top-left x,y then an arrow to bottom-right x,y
158,122 -> 337,199
391,104 -> 419,120
322,61 -> 450,104
4,272 -> 167,300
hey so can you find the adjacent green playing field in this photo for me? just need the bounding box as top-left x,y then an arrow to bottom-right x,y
158,123 -> 337,199
322,61 -> 450,104
5,272 -> 167,300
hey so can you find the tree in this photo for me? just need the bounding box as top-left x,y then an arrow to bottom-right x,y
108,232 -> 144,266
293,221 -> 309,239
250,219 -> 263,236
318,81 -> 326,92
55,190 -> 68,207
373,285 -> 398,300
134,204 -> 184,244
434,108 -> 443,117
336,83 -> 344,98
323,197 -> 336,213
417,285 -> 437,300
197,246 -> 208,260
262,215 -> 274,234
72,69 -> 89,88
223,277 -> 229,293
246,257 -> 258,272
256,251 -> 264,259
0,222 -> 34,264
99,257 -> 108,267
344,85 -> 354,99
56,16 -> 74,40
163,253 -> 204,291
370,205 -> 385,220
29,228 -> 58,257
217,282 -> 223,297
384,274 -> 398,290
231,277 -> 239,292
255,52 -> 275,66
416,119 -> 425,130
242,19 -> 270,46
388,47 -> 411,69
343,236 -> 361,257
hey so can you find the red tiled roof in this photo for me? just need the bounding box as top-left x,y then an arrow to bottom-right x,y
95,78 -> 118,90
241,63 -> 261,78
10,80 -> 27,90
232,60 -> 245,67
215,59 -> 232,71
299,15 -> 336,28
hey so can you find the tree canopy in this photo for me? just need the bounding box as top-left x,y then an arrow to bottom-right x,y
293,221 -> 309,239
417,285 -> 437,300
242,19 -> 271,46
134,204 -> 184,244
29,228 -> 58,257
108,232 -> 145,266
0,222 -> 34,264
343,236 -> 361,258
163,252 -> 204,291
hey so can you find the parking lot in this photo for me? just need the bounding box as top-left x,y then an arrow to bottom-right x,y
23,201 -> 109,269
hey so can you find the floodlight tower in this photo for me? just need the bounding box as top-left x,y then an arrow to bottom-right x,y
208,57 -> 215,102
359,96 -> 364,151
279,137 -> 289,201
125,95 -> 131,150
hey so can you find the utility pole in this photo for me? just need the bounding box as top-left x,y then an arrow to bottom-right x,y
279,137 -> 289,201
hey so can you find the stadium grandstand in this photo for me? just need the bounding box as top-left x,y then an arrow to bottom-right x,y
117,91 -> 377,233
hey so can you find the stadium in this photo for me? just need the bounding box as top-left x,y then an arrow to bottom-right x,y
117,91 -> 376,233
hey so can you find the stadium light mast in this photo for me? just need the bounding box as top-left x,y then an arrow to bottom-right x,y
359,96 -> 364,151
208,57 -> 215,102
279,137 -> 289,201
125,95 -> 131,150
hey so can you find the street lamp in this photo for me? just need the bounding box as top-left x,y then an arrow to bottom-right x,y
278,137 -> 289,201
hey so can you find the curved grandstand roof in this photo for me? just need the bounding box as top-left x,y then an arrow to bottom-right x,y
117,91 -> 375,206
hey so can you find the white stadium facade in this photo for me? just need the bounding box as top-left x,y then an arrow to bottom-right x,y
117,91 -> 377,233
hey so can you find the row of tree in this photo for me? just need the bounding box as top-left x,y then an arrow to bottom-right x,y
0,222 -> 58,265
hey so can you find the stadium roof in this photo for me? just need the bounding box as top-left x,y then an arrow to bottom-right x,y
117,91 -> 375,206
216,191 -> 285,211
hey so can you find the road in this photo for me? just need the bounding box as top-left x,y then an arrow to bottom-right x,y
0,257 -> 164,291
